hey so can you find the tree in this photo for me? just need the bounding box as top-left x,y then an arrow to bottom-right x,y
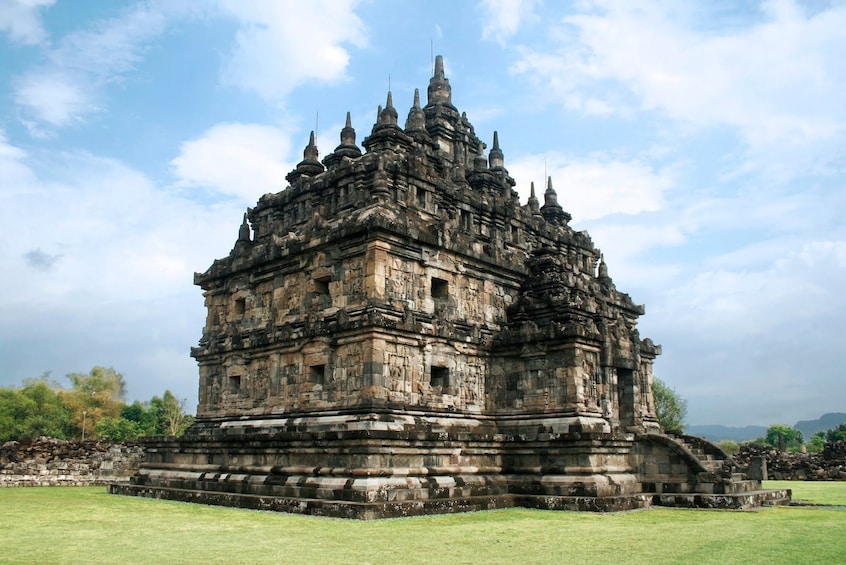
764,425 -> 803,452
63,367 -> 127,439
150,390 -> 191,436
95,416 -> 144,442
652,377 -> 687,433
824,422 -> 846,443
718,440 -> 740,455
18,378 -> 72,439
809,432 -> 826,453
121,401 -> 160,436
0,376 -> 72,442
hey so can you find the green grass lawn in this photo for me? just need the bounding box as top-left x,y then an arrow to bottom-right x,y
766,479 -> 846,506
1,483 -> 844,564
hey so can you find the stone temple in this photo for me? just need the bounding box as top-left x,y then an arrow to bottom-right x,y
113,57 -> 789,518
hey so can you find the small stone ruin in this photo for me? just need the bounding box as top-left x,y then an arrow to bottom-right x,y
735,442 -> 846,481
112,57 -> 789,518
1,437 -> 142,487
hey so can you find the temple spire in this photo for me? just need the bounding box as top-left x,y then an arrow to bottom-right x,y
598,253 -> 611,281
426,54 -> 452,107
489,131 -> 504,169
381,91 -> 398,125
286,130 -> 325,182
540,176 -> 571,225
237,212 -> 251,242
528,181 -> 540,214
544,176 -> 558,206
324,111 -> 362,166
341,112 -> 355,145
473,144 -> 488,171
405,88 -> 427,134
304,131 -> 318,161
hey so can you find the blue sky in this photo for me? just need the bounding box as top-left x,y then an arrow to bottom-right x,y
1,0 -> 844,426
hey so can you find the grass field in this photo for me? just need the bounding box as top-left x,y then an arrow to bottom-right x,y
0,482 -> 844,564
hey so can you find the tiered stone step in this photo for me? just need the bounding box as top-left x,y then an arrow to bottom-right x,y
654,488 -> 792,510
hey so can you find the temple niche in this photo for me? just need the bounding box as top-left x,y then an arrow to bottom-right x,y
113,57 -> 789,518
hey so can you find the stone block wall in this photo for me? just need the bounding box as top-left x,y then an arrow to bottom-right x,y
735,442 -> 846,480
0,437 -> 143,487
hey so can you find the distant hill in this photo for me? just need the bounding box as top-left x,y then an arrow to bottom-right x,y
794,412 -> 846,440
687,424 -> 768,443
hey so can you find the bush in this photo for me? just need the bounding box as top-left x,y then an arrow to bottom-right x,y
95,417 -> 144,442
719,440 -> 739,455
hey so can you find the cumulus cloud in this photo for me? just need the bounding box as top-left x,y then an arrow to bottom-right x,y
217,0 -> 367,100
13,71 -> 91,126
479,0 -> 539,44
511,0 -> 846,178
0,0 -> 54,45
649,239 -> 846,424
508,152 -> 676,221
0,133 -> 245,406
172,123 -> 297,201
12,1 -> 368,129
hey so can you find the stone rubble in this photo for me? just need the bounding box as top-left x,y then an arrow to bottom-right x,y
1,437 -> 142,487
735,442 -> 846,481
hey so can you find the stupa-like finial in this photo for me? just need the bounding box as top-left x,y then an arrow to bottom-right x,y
528,181 -> 540,213
427,54 -> 452,106
301,131 -> 318,161
405,88 -> 426,133
238,212 -> 251,242
340,111 -> 355,145
598,253 -> 610,280
489,131 -> 504,169
286,130 -> 325,181
540,176 -> 571,224
544,176 -> 557,206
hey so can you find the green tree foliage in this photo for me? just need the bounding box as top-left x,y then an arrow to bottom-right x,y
64,367 -> 127,439
718,440 -> 740,455
764,424 -> 804,452
95,416 -> 144,442
651,377 -> 688,433
809,432 -> 826,453
116,391 -> 193,438
121,401 -> 160,436
152,390 -> 192,436
823,422 -> 846,442
0,376 -> 72,442
1,368 -> 193,442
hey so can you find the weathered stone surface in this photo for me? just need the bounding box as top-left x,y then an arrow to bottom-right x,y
114,56 -> 787,517
735,442 -> 846,481
1,437 -> 142,487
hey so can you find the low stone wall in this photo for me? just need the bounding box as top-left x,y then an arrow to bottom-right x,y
0,437 -> 143,487
735,441 -> 846,481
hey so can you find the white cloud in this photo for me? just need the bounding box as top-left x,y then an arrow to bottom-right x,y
0,129 -> 38,187
0,0 -> 54,45
660,240 -> 846,337
13,71 -> 90,126
172,123 -> 296,201
511,1 -> 846,175
648,239 -> 846,424
217,0 -> 367,100
13,2 -> 169,127
479,0 -> 539,44
508,152 -> 675,221
12,0 -> 368,128
0,132 -> 246,407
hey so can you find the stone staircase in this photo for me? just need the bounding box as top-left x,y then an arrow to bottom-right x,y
639,433 -> 792,509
